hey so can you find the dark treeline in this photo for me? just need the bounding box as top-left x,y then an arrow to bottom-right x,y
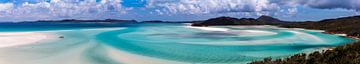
191,15 -> 360,64
191,16 -> 266,26
250,41 -> 360,64
191,15 -> 289,26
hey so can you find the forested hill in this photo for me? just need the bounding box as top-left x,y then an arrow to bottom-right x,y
190,15 -> 288,26
279,16 -> 360,38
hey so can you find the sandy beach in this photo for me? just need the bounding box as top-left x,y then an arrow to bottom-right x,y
0,32 -> 58,48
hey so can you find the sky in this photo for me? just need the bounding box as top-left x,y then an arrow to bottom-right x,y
0,0 -> 359,22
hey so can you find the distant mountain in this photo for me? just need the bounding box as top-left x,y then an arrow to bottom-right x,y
36,19 -> 137,23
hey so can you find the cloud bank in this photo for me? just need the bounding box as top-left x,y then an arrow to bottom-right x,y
0,0 -> 358,21
0,0 -> 130,21
297,0 -> 360,11
150,0 -> 360,15
150,0 -> 280,14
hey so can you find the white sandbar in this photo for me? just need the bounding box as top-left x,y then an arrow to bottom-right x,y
0,32 -> 57,48
185,26 -> 229,31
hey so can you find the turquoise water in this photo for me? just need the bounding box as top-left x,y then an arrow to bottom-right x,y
0,23 -> 355,64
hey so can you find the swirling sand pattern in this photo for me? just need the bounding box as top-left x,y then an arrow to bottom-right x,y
0,24 -> 355,64
95,25 -> 354,63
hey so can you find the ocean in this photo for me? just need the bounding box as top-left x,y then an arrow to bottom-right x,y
0,22 -> 355,64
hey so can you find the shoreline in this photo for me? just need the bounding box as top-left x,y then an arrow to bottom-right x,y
0,32 -> 59,48
323,32 -> 360,41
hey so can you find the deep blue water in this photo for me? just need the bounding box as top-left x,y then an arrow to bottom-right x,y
0,22 -> 138,31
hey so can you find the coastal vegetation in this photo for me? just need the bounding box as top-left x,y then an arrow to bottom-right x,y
250,41 -> 360,64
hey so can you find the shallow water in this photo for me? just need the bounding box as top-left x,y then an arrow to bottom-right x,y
0,23 -> 355,64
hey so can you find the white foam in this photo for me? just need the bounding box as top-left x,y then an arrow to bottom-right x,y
335,34 -> 347,36
185,26 -> 229,31
290,28 -> 325,32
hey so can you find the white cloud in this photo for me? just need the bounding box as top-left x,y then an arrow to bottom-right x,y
287,8 -> 297,15
0,0 -> 130,20
0,3 -> 13,11
148,0 -> 360,16
145,0 -> 316,19
0,3 -> 14,17
149,0 -> 282,15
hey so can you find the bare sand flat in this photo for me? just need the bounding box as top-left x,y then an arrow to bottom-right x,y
0,32 -> 57,48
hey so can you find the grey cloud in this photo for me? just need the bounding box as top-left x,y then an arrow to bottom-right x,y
297,0 -> 360,11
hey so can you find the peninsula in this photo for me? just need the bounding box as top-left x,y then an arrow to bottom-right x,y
191,15 -> 360,64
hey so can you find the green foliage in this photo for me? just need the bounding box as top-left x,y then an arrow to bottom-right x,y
250,42 -> 360,64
